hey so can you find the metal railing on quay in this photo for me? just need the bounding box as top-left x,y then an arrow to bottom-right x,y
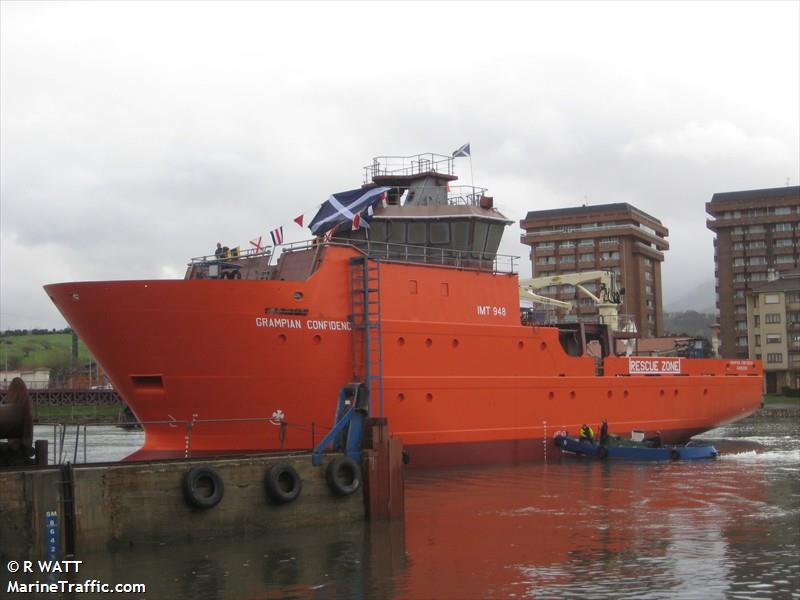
38,415 -> 336,466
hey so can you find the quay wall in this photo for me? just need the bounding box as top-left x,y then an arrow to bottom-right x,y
1,454 -> 365,560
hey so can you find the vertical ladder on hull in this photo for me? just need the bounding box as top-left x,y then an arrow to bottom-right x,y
311,257 -> 383,466
349,255 -> 384,416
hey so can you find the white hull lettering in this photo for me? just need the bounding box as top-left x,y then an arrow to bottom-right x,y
255,317 -> 303,329
255,317 -> 351,331
628,357 -> 683,375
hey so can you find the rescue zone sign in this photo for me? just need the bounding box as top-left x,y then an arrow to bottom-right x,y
627,357 -> 683,375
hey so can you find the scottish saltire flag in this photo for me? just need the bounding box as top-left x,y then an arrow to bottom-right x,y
270,226 -> 284,246
308,186 -> 391,236
452,143 -> 470,158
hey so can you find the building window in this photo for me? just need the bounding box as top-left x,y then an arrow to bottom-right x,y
774,222 -> 794,231
562,285 -> 576,295
536,242 -> 554,249
733,242 -> 744,250
749,225 -> 766,233
755,335 -> 761,346
733,258 -> 745,266
736,336 -> 748,346
766,334 -> 782,344
560,255 -> 575,264
754,315 -> 760,326
579,253 -> 594,262
749,257 -> 768,266
600,251 -> 619,260
748,240 -> 766,249
790,333 -> 800,348
645,284 -> 653,295
734,290 -> 745,299
733,226 -> 745,234
775,207 -> 792,216
578,239 -> 594,247
735,321 -> 748,332
789,312 -> 800,324
645,271 -> 653,281
560,241 -> 576,248
774,239 -> 794,248
776,255 -> 795,264
599,237 -> 618,245
767,353 -> 783,363
734,273 -> 746,282
787,292 -> 800,304
751,273 -> 768,282
537,256 -> 556,265
765,294 -> 780,304
765,313 -> 781,324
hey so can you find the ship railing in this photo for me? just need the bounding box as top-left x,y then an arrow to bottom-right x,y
332,238 -> 518,274
448,185 -> 489,207
363,153 -> 454,183
188,246 -> 273,266
38,416 -> 342,465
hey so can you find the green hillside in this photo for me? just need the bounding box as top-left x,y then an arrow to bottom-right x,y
0,332 -> 93,373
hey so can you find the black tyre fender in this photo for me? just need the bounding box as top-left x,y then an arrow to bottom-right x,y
183,467 -> 224,509
264,463 -> 302,504
326,456 -> 361,496
670,449 -> 680,461
598,447 -> 609,459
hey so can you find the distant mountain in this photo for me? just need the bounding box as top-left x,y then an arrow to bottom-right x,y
663,311 -> 716,339
664,279 -> 716,314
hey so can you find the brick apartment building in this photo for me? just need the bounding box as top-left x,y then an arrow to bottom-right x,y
520,203 -> 669,337
706,185 -> 800,358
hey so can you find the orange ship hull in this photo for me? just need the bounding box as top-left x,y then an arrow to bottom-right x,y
45,245 -> 762,466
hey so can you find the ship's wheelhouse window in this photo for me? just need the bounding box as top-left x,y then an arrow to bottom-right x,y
430,221 -> 450,244
472,221 -> 489,257
370,221 -> 388,243
408,222 -> 426,245
388,222 -> 407,245
485,223 -> 503,255
451,221 -> 469,251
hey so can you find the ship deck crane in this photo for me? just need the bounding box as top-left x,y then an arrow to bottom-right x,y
519,271 -> 637,353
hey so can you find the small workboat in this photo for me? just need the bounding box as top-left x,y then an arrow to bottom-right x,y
553,433 -> 718,461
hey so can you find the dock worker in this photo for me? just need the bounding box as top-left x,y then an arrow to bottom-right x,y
215,242 -> 225,259
579,423 -> 595,444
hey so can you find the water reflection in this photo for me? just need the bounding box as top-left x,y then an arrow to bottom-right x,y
17,417 -> 799,599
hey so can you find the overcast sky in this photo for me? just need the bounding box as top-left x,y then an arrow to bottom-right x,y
1,1 -> 798,330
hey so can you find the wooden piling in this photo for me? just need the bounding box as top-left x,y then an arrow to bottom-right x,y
362,417 -> 405,520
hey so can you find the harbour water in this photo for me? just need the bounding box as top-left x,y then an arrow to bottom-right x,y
14,413 -> 800,599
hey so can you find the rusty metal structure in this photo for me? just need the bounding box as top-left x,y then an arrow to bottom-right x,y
0,377 -> 48,467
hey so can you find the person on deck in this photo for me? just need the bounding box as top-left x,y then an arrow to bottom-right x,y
646,431 -> 662,448
215,243 -> 225,259
599,419 -> 609,447
579,423 -> 595,444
